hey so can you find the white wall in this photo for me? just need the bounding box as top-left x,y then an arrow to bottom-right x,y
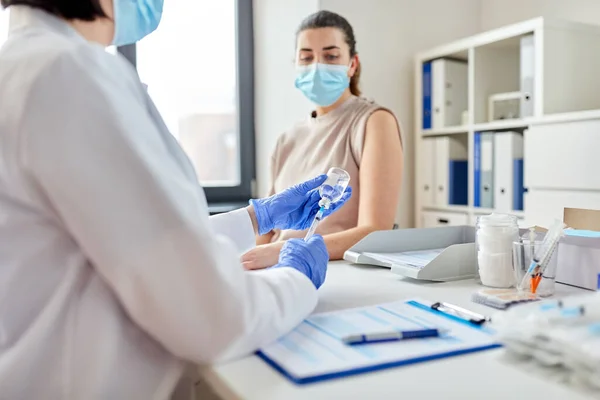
253,0 -> 318,197
480,0 -> 600,30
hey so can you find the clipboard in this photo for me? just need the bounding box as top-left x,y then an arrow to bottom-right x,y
257,298 -> 500,385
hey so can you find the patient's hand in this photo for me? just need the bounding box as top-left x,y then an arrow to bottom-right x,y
241,242 -> 284,270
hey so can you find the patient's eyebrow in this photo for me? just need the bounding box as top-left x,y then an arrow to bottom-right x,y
299,45 -> 341,52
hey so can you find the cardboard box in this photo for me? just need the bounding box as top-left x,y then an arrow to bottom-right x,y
555,208 -> 600,291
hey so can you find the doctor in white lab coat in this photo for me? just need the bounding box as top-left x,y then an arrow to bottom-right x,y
0,1 -> 351,399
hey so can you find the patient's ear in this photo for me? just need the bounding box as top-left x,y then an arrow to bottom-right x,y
349,54 -> 360,77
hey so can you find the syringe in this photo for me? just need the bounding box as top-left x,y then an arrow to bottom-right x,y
304,206 -> 325,241
519,220 -> 565,293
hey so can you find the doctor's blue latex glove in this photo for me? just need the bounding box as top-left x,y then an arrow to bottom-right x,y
272,235 -> 329,289
250,175 -> 352,235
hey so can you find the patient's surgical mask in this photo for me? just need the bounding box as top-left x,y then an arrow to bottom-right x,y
113,0 -> 164,47
294,63 -> 350,107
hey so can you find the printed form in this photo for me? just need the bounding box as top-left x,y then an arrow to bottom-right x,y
258,299 -> 499,383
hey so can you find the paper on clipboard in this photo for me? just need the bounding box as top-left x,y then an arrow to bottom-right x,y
257,298 -> 500,384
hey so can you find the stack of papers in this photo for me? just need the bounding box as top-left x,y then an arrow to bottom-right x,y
362,248 -> 445,269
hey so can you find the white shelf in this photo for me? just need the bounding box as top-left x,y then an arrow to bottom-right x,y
421,126 -> 469,137
422,205 -> 470,213
472,208 -> 525,218
417,17 -> 541,62
472,119 -> 530,132
422,206 -> 526,217
532,109 -> 600,126
422,112 -> 600,136
414,16 -> 600,229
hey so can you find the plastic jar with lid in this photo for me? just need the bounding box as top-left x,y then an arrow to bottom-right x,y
475,213 -> 520,287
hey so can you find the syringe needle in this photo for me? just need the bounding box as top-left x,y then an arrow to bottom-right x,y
304,207 -> 325,241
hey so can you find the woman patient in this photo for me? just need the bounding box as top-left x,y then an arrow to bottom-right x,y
243,10 -> 403,269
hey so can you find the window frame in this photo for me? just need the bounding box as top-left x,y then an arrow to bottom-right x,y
118,0 -> 256,207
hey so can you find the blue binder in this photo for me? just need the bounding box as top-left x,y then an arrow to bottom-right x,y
448,160 -> 468,206
422,62 -> 432,129
474,132 -> 481,207
513,158 -> 524,211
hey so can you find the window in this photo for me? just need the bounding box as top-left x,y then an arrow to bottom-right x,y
126,0 -> 255,205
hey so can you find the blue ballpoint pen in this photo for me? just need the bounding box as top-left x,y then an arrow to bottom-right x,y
342,328 -> 450,346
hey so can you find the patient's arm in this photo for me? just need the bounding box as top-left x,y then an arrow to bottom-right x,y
241,110 -> 403,269
255,231 -> 275,246
323,109 -> 403,259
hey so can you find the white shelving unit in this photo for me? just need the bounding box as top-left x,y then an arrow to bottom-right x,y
415,17 -> 600,229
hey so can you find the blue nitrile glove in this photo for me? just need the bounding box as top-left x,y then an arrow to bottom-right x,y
271,235 -> 329,289
250,175 -> 352,235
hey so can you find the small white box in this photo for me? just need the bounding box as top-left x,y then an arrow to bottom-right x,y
556,237 -> 600,291
555,208 -> 600,291
488,92 -> 521,122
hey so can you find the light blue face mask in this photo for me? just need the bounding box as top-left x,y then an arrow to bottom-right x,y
294,63 -> 350,107
112,0 -> 165,47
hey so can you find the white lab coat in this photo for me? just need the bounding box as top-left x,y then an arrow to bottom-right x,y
0,6 -> 317,400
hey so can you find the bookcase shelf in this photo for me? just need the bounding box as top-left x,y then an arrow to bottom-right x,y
414,17 -> 600,229
472,119 -> 529,132
422,126 -> 469,137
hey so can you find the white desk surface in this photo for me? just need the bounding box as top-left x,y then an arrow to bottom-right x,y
201,261 -> 597,400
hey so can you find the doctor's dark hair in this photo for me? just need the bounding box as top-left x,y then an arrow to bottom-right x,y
1,0 -> 107,21
297,10 -> 361,97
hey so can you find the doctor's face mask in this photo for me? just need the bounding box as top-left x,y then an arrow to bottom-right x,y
112,0 -> 164,46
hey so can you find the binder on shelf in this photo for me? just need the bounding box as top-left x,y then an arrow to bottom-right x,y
434,136 -> 468,207
431,58 -> 468,128
474,132 -> 481,207
494,131 -> 524,213
420,138 -> 435,207
343,226 -> 477,282
422,61 -> 432,129
480,132 -> 495,208
449,160 -> 468,206
434,137 -> 449,207
520,34 -> 535,118
513,159 -> 524,211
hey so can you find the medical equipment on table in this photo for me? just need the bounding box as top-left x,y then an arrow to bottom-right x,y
513,239 -> 543,292
471,288 -> 540,310
304,167 -> 350,241
494,293 -> 600,392
475,213 -> 520,288
518,220 -> 566,294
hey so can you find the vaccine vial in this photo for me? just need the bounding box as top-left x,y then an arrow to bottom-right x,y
304,167 -> 350,241
318,168 -> 350,209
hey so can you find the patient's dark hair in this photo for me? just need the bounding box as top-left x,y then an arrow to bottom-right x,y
1,0 -> 107,21
297,10 -> 361,97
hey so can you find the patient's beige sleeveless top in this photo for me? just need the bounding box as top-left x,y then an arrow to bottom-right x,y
267,95 -> 401,242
